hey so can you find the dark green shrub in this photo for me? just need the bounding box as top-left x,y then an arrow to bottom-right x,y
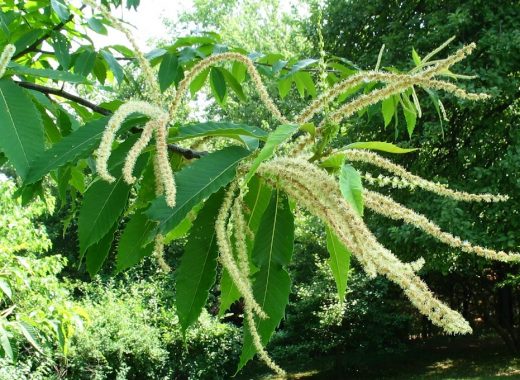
271,245 -> 412,362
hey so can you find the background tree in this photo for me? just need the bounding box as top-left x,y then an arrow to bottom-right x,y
309,0 -> 520,351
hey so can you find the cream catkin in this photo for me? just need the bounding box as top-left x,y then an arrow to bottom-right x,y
123,119 -> 156,184
295,43 -> 482,126
215,184 -> 267,318
375,44 -> 385,71
416,36 -> 455,67
244,304 -> 286,376
153,233 -> 171,272
342,149 -> 509,202
288,48 -> 487,155
96,101 -> 167,183
325,75 -> 488,127
168,52 -> 289,124
363,172 -> 416,190
231,198 -> 251,276
85,0 -> 179,205
363,190 -> 520,263
229,196 -> 285,375
154,119 -> 177,207
0,44 -> 15,78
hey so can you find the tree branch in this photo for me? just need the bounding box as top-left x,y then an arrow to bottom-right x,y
15,81 -> 207,160
15,81 -> 112,116
167,144 -> 207,158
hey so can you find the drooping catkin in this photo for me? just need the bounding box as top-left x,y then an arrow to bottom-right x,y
123,119 -> 156,184
0,44 -> 16,78
363,190 -> 520,263
168,52 -> 289,124
96,101 -> 167,183
343,149 -> 508,202
154,119 -> 177,207
153,233 -> 171,272
215,184 -> 266,318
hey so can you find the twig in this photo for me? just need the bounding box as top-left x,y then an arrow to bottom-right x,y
15,81 -> 207,159
167,144 -> 207,158
15,81 -> 112,116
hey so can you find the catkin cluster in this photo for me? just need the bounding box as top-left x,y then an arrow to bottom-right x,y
257,158 -> 473,334
72,10 -> 512,375
214,184 -> 285,375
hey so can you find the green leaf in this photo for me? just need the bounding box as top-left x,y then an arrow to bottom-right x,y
116,212 -> 156,272
0,79 -> 44,178
293,73 -> 305,98
300,122 -> 316,137
0,279 -> 12,300
78,142 -> 146,256
210,67 -> 227,105
219,269 -> 241,317
7,62 -> 88,83
164,213 -> 193,243
17,321 -> 42,353
158,52 -> 179,92
86,224 -> 116,277
177,190 -> 224,332
1,333 -> 13,360
298,71 -> 317,98
24,117 -> 109,185
69,165 -> 85,193
239,191 -> 294,371
87,17 -> 108,35
171,121 -> 268,142
57,166 -> 71,205
189,68 -> 209,97
381,95 -> 396,127
126,0 -> 140,10
78,175 -> 130,256
146,146 -> 251,235
244,124 -> 298,183
277,77 -> 292,99
425,88 -> 444,136
51,0 -> 70,21
244,176 -> 272,234
281,58 -> 318,79
74,49 -> 97,77
345,141 -> 418,154
339,164 -> 364,216
100,50 -> 124,84
403,103 -> 417,137
272,59 -> 288,75
221,67 -> 246,101
326,228 -> 351,304
51,32 -> 71,69
13,29 -> 43,55
232,61 -> 247,83
412,47 -> 422,66
93,56 -> 107,84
